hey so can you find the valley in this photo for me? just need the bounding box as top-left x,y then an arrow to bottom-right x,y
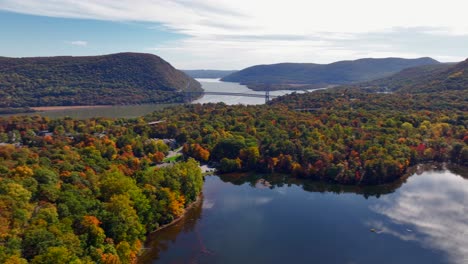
0,55 -> 466,264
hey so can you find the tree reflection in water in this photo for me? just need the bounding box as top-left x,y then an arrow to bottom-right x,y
139,164 -> 467,264
138,196 -> 204,264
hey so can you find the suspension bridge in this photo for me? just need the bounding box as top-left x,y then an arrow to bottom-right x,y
182,90 -> 275,104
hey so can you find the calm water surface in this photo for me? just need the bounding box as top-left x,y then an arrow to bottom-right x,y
1,79 -> 321,119
139,165 -> 468,264
193,78 -> 321,105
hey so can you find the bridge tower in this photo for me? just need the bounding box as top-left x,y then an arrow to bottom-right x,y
265,87 -> 270,103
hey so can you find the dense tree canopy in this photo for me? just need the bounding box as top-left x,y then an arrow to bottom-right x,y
147,88 -> 467,183
0,78 -> 466,263
0,116 -> 203,263
0,53 -> 202,108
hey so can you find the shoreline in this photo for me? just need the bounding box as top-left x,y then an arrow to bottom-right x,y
28,102 -> 180,112
137,193 -> 204,262
31,105 -> 113,111
150,193 -> 203,234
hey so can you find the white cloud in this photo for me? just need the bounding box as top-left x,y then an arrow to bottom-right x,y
1,0 -> 468,68
68,40 -> 88,47
3,0 -> 467,35
254,196 -> 273,205
370,171 -> 468,264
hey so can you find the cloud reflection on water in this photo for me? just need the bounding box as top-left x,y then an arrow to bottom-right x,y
371,170 -> 468,264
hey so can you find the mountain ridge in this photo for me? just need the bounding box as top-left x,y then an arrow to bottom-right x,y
0,52 -> 202,108
355,59 -> 467,93
221,57 -> 440,90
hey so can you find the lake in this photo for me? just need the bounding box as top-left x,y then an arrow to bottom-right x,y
0,79 -> 320,119
138,165 -> 468,264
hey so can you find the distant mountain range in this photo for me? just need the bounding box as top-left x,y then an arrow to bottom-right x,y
0,52 -> 201,108
182,69 -> 237,79
221,57 -> 440,91
357,59 -> 467,93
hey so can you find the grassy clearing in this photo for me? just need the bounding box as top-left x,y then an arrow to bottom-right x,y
163,153 -> 183,163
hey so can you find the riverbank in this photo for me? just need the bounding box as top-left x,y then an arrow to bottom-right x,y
137,193 -> 204,263
31,105 -> 112,111
2,103 -> 179,119
155,194 -> 203,233
0,107 -> 36,115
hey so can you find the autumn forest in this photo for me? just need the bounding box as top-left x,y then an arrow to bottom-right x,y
0,81 -> 467,263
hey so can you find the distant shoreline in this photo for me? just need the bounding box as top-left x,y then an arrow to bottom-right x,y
247,83 -> 336,91
31,105 -> 112,111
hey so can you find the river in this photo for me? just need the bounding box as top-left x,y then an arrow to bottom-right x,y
138,165 -> 468,264
193,78 -> 317,105
0,79 -> 319,119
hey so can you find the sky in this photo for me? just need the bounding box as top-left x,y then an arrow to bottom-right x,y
0,0 -> 467,69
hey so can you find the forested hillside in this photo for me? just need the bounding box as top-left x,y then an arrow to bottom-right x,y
0,117 -> 203,263
0,53 -> 202,108
221,57 -> 439,90
356,59 -> 467,93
